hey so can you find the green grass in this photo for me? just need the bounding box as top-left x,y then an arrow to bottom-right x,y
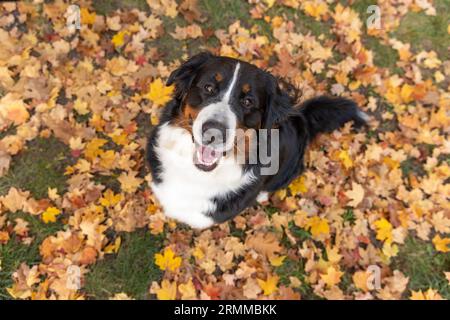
0,211 -> 63,299
352,0 -> 450,69
201,0 -> 252,30
350,0 -> 403,72
0,136 -> 69,299
392,236 -> 450,299
267,5 -> 332,38
275,258 -> 321,299
364,37 -> 402,71
84,230 -> 164,299
342,208 -> 356,225
92,0 -> 149,15
393,0 -> 450,59
0,137 -> 71,199
350,0 -> 378,16
401,158 -> 426,179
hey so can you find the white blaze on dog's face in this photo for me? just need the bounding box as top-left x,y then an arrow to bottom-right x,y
166,52 -> 282,173
191,63 -> 240,171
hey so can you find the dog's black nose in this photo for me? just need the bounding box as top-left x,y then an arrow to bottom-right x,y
201,120 -> 226,145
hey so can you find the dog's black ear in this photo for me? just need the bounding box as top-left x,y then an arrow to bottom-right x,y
166,51 -> 213,99
263,75 -> 293,129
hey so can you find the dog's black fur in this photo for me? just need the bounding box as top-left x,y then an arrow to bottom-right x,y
147,52 -> 367,225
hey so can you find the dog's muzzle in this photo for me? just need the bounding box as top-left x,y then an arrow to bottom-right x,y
193,120 -> 230,171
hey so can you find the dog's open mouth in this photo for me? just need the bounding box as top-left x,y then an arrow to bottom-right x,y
193,144 -> 221,172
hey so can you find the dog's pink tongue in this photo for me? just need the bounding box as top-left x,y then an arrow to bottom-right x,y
199,145 -> 217,164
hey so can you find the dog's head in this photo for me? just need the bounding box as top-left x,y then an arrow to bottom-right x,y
166,52 -> 293,172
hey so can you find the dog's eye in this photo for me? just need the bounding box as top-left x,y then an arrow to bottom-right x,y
204,83 -> 215,94
242,97 -> 253,108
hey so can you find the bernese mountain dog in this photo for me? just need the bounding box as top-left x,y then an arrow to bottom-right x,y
147,52 -> 368,229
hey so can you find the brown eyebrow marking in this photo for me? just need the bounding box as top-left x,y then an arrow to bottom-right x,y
242,83 -> 251,93
173,103 -> 199,133
215,73 -> 223,82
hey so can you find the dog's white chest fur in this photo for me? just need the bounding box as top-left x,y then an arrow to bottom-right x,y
151,123 -> 254,228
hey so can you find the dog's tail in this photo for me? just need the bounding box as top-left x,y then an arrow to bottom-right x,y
297,96 -> 369,140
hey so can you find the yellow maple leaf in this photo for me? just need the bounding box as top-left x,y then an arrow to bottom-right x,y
353,271 -> 369,292
112,30 -> 130,48
257,275 -> 279,296
73,99 -> 89,115
349,80 -> 361,91
90,113 -> 106,132
192,246 -> 205,260
410,288 -> 443,300
99,189 -> 122,207
383,156 -> 400,170
64,165 -> 75,176
269,255 -> 286,267
373,218 -> 393,244
178,279 -> 196,300
335,71 -> 349,85
400,84 -> 414,103
145,78 -> 174,107
42,207 -> 61,224
80,8 -> 96,25
432,235 -> 450,253
320,266 -> 343,288
84,138 -> 107,161
118,172 -> 143,193
155,248 -> 182,271
155,280 -> 177,300
104,237 -> 121,254
288,175 -> 307,195
382,242 -> 399,258
304,1 -> 328,20
110,131 -> 128,146
338,149 -> 353,169
263,0 -> 276,8
305,216 -> 330,237
99,150 -> 116,169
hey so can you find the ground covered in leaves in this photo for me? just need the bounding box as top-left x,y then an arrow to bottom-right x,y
0,0 -> 449,300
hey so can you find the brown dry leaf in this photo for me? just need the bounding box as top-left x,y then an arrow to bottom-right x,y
79,246 -> 98,265
170,24 -> 203,40
146,0 -> 178,18
179,0 -> 205,23
118,172 -> 143,193
0,150 -> 11,177
0,187 -> 29,213
344,182 -> 364,207
245,231 -> 282,258
242,278 -> 262,299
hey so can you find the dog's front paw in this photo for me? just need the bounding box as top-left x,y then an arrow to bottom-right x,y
185,213 -> 215,229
